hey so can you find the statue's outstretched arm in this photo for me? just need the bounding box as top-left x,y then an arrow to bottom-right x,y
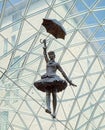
57,64 -> 77,87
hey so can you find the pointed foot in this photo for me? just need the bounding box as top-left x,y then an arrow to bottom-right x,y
52,113 -> 56,118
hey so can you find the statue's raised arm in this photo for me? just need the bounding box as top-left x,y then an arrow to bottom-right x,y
42,39 -> 49,63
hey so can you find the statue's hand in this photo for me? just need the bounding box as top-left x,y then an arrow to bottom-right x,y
69,81 -> 77,87
40,39 -> 47,48
43,39 -> 47,49
43,46 -> 47,50
43,39 -> 46,44
71,83 -> 77,87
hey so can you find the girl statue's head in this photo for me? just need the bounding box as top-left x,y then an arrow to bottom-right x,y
48,51 -> 55,60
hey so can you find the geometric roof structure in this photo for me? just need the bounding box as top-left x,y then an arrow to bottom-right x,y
0,0 -> 105,130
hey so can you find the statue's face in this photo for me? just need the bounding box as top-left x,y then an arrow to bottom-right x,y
48,53 -> 55,60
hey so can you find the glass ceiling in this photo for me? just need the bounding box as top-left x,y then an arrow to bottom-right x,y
0,0 -> 105,130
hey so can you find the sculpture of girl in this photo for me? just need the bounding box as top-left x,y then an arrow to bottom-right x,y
34,39 -> 77,118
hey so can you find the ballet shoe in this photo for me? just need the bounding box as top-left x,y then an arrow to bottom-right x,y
52,113 -> 56,118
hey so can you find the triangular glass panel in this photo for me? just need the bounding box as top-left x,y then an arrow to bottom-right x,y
27,0 -> 48,15
69,44 -> 86,58
12,113 -> 27,127
80,44 -> 95,57
81,0 -> 96,8
0,54 -> 12,70
91,38 -> 104,52
18,38 -> 34,52
9,0 -> 29,15
84,13 -> 99,26
94,9 -> 105,22
71,62 -> 84,77
80,26 -> 97,40
95,0 -> 105,8
89,58 -> 102,74
58,48 -> 76,63
29,118 -> 43,130
26,54 -> 43,71
94,27 -> 105,38
70,31 -> 86,45
57,103 -> 68,120
70,101 -> 81,120
75,0 -> 88,12
94,74 -> 105,91
98,52 -> 105,65
0,1 -> 15,27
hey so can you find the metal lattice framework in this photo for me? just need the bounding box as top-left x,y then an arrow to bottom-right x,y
0,0 -> 105,130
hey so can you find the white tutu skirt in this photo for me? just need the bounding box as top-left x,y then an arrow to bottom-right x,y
34,74 -> 67,92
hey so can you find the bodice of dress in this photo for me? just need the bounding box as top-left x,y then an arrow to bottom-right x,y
46,60 -> 58,76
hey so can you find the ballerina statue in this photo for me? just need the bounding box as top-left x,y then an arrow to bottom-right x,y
34,39 -> 77,118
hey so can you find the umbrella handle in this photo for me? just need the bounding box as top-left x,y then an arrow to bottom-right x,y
40,39 -> 47,48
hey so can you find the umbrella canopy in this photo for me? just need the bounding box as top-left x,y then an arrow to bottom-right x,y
42,18 -> 66,39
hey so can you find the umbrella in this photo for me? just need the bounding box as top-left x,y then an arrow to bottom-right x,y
42,18 -> 66,39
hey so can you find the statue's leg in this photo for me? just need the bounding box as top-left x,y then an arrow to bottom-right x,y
52,89 -> 57,118
45,91 -> 51,114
